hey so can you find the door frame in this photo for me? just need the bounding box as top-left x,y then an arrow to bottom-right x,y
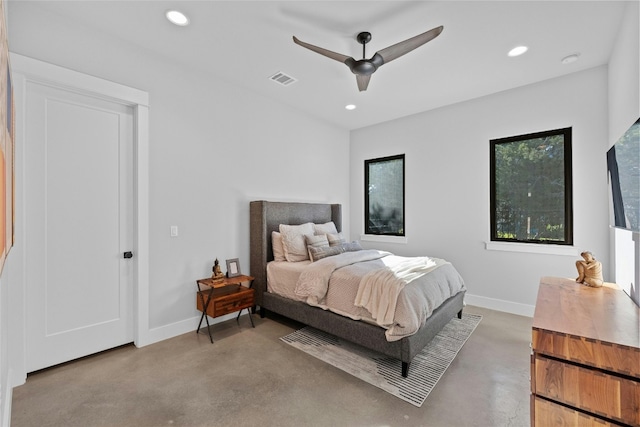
8,53 -> 150,385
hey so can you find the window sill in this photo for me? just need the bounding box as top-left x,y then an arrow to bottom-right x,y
361,234 -> 408,244
485,241 -> 581,256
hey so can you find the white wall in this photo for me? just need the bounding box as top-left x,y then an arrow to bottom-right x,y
1,2 -> 638,423
350,66 -> 610,315
2,1 -> 350,389
608,1 -> 640,303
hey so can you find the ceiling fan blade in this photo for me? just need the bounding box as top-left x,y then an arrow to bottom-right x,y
293,36 -> 352,64
356,74 -> 371,92
376,25 -> 443,64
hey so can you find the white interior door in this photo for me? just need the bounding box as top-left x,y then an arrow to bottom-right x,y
24,81 -> 134,372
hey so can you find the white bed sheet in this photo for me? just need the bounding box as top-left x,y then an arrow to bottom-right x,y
266,260 -> 310,302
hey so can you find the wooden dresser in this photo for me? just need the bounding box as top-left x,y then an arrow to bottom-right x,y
531,277 -> 640,426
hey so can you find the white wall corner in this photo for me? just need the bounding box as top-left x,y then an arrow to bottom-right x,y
136,312 -> 250,348
465,293 -> 535,318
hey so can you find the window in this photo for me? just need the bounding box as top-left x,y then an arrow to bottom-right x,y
365,154 -> 405,236
490,128 -> 573,245
607,118 -> 640,232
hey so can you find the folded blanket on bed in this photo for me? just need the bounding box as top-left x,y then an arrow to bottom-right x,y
354,257 -> 447,326
294,249 -> 390,305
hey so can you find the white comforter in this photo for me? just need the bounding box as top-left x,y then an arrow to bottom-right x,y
293,249 -> 466,341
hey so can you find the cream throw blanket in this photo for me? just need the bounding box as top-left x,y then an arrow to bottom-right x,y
294,250 -> 391,305
354,257 -> 446,326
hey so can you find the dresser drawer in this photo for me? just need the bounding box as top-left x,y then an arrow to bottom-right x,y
532,328 -> 640,378
533,396 -> 618,427
533,354 -> 640,425
197,287 -> 255,318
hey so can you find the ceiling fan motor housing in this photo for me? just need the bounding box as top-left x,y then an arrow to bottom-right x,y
346,54 -> 384,76
347,31 -> 384,76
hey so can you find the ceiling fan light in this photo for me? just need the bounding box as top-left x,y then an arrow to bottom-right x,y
166,10 -> 189,26
345,104 -> 357,111
508,46 -> 528,57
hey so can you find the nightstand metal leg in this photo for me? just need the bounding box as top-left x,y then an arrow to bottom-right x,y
247,309 -> 255,328
236,308 -> 255,328
196,285 -> 214,343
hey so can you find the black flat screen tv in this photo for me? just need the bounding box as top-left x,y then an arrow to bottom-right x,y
607,118 -> 639,232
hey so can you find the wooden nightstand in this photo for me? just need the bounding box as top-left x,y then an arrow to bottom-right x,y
196,274 -> 255,343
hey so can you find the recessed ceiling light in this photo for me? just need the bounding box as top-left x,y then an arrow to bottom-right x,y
508,46 -> 528,57
561,53 -> 580,64
166,10 -> 189,26
345,104 -> 356,111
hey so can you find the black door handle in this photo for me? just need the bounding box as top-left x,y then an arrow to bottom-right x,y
123,251 -> 133,259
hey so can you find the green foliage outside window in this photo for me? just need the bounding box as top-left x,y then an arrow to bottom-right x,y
491,128 -> 573,244
365,154 -> 405,236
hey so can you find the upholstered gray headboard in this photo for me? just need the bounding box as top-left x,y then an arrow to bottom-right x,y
249,201 -> 342,307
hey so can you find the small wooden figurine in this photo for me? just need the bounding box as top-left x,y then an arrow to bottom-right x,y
575,251 -> 603,288
211,258 -> 225,280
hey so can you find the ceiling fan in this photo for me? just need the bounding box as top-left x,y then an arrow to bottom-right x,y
293,26 -> 443,92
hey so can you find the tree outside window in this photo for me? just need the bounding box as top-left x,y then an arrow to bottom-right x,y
365,154 -> 405,236
490,128 -> 573,245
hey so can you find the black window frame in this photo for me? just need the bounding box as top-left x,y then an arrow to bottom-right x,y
490,127 -> 573,245
365,154 -> 405,236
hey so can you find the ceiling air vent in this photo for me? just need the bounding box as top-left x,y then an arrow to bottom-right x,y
269,71 -> 297,87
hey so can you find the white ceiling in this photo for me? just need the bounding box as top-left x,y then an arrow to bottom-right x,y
20,1 -> 628,130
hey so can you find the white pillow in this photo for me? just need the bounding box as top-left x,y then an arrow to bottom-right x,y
313,221 -> 338,235
279,222 -> 314,262
271,231 -> 286,262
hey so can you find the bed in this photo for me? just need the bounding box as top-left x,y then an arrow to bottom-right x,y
249,200 -> 466,377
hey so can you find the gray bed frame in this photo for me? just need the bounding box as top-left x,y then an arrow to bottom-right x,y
249,200 -> 465,377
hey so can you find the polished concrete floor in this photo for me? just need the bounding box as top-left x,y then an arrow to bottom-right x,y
12,305 -> 532,427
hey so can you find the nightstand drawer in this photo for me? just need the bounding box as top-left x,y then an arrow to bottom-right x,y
197,287 -> 254,318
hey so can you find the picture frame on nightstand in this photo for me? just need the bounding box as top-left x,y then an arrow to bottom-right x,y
226,258 -> 241,277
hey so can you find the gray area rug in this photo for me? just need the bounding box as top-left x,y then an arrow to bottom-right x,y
281,313 -> 482,407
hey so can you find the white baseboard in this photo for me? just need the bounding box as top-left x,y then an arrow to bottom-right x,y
465,293 -> 535,317
136,311 -> 251,347
137,296 -> 532,348
135,296 -> 533,348
1,368 -> 13,427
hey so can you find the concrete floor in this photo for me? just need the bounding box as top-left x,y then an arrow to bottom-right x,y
11,305 -> 532,427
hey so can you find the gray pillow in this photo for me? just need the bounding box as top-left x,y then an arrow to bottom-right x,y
307,245 -> 344,262
305,234 -> 330,260
305,234 -> 329,249
327,232 -> 346,247
340,241 -> 363,252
